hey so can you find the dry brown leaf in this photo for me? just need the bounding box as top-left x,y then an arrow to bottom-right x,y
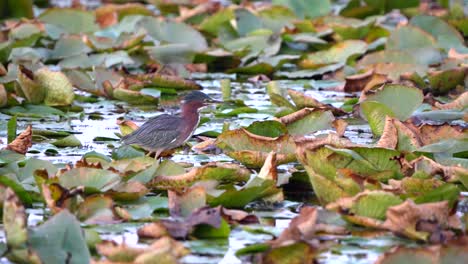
410,156 -> 468,182
295,133 -> 356,163
150,162 -> 250,190
221,208 -> 259,225
448,48 -> 468,60
168,186 -> 206,217
382,200 -> 461,242
95,4 -> 151,28
116,120 -> 139,131
375,245 -> 440,264
137,222 -> 169,239
332,119 -> 348,137
159,206 -> 222,239
257,151 -> 277,182
344,70 -> 389,93
287,89 -> 346,115
96,237 -> 188,263
192,138 -> 218,154
176,1 -> 220,22
270,206 -> 318,247
41,183 -> 84,214
434,91 -> 468,110
377,117 -> 422,149
418,124 -> 466,145
6,125 -> 32,154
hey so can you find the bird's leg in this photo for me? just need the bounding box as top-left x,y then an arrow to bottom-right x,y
153,149 -> 163,166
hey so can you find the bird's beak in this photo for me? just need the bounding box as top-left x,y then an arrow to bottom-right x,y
207,98 -> 223,104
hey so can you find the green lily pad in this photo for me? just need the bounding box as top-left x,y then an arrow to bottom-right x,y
39,8 -> 98,34
272,0 -> 331,19
410,15 -> 467,53
363,84 -> 423,121
244,120 -> 287,138
361,101 -> 396,136
28,210 -> 91,263
350,191 -> 403,220
280,109 -> 335,136
51,135 -> 82,148
59,168 -> 121,193
299,40 -> 367,68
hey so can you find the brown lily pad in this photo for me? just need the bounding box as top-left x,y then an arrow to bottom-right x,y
5,125 -> 32,154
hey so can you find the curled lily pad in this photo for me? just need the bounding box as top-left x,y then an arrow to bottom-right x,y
149,162 -> 250,190
216,128 -> 296,168
76,195 -> 121,224
295,134 -> 403,204
3,188 -> 28,248
427,67 -> 467,95
360,101 -> 395,136
377,117 -> 421,152
287,89 -> 346,115
17,65 -> 45,104
434,91 -> 468,110
20,67 -> 75,106
381,200 -> 461,242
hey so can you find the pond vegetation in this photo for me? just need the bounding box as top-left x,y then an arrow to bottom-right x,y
0,0 -> 467,263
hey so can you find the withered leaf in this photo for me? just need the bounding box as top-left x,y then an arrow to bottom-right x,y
6,125 -> 32,154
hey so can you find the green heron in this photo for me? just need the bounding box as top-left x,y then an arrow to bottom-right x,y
121,91 -> 220,159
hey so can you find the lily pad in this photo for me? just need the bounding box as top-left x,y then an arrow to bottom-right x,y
216,128 -> 296,168
59,168 -> 121,193
361,84 -> 423,121
299,40 -> 367,68
39,8 -> 98,34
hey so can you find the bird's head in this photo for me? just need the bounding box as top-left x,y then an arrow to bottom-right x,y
182,91 -> 221,110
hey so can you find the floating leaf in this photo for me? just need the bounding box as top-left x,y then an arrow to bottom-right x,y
39,8 -> 98,34
28,210 -> 91,263
216,128 -> 296,168
59,168 -> 121,193
5,125 -> 32,155
299,40 -> 367,69
51,135 -> 82,148
149,162 -> 250,189
272,0 -> 331,19
361,84 -> 423,121
410,15 -> 467,53
279,108 -> 334,136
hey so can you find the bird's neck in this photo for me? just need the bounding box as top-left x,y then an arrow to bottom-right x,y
181,102 -> 202,128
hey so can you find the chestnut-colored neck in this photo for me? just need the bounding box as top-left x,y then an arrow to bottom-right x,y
181,101 -> 202,123
178,101 -> 203,143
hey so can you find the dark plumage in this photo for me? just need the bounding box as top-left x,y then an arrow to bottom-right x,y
121,91 -> 220,158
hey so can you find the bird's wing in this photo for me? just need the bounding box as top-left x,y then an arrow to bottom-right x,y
121,114 -> 182,149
